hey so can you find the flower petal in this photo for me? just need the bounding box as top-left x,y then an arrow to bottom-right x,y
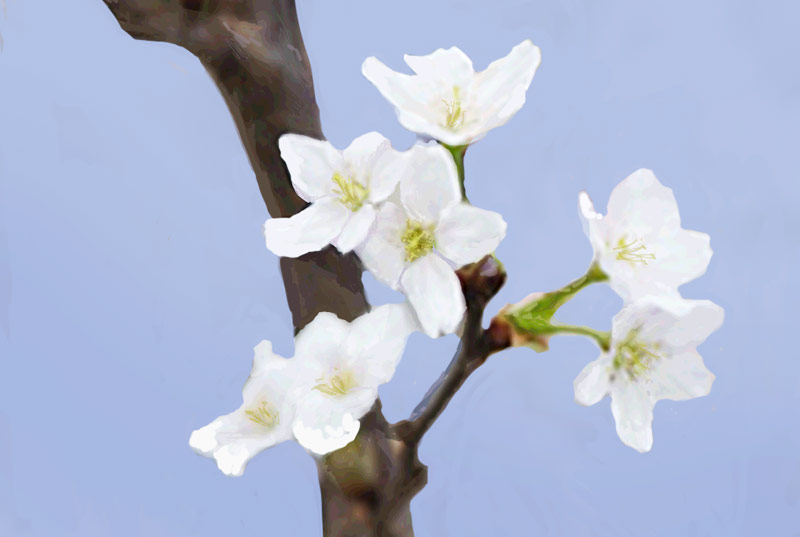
343,303 -> 418,385
650,350 -> 715,401
357,202 -> 408,289
400,143 -> 461,224
362,57 -> 441,134
278,134 -> 343,202
368,146 -> 406,203
342,131 -> 391,178
190,410 -> 292,477
470,40 -> 541,132
293,387 -> 378,455
435,203 -> 507,266
610,383 -> 655,453
573,357 -> 611,406
294,311 -> 350,365
605,169 -> 680,231
263,197 -> 350,258
334,205 -> 376,253
578,191 -> 606,257
400,254 -> 465,338
403,46 -> 475,88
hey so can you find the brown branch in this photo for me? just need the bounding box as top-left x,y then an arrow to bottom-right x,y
396,256 -> 511,445
99,2 -> 426,535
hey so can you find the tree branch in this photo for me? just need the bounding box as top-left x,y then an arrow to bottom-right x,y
397,256 -> 511,444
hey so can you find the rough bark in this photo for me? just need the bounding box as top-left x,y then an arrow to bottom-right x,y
100,2 -> 511,535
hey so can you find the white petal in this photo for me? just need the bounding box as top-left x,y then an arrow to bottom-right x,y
334,205 -> 376,253
573,357 -> 611,406
278,134 -> 343,202
190,354 -> 296,478
292,387 -> 378,455
343,303 -> 418,385
357,202 -> 408,289
250,340 -> 286,376
368,146 -> 406,203
400,254 -> 465,338
613,297 -> 723,352
403,46 -> 475,87
400,143 -> 461,224
609,383 -> 655,453
362,57 -> 441,131
470,40 -> 541,133
294,312 -> 350,365
658,299 -> 724,351
605,169 -> 680,231
263,197 -> 350,258
435,203 -> 507,267
650,350 -> 715,401
343,131 -> 391,178
578,191 -> 606,256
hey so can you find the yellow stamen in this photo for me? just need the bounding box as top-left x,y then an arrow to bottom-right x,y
401,220 -> 436,262
442,86 -> 465,129
614,237 -> 656,265
245,400 -> 280,428
314,370 -> 357,397
611,329 -> 662,381
332,172 -> 369,212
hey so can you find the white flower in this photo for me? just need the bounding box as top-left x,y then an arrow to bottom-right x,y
573,296 -> 724,452
579,169 -> 713,302
188,340 -> 305,477
292,303 -> 417,455
189,303 -> 417,474
357,143 -> 507,337
362,40 -> 541,146
264,132 -> 404,258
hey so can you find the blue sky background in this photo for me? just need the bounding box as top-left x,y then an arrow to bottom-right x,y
1,1 -> 798,535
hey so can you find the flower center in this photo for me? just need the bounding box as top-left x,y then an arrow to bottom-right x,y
613,236 -> 656,265
401,220 -> 436,262
611,329 -> 662,380
245,400 -> 280,428
314,370 -> 357,397
332,172 -> 369,212
442,86 -> 465,129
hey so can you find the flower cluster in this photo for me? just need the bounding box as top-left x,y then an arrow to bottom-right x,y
192,40 -> 541,473
573,169 -> 723,452
191,35 -> 724,476
190,304 -> 416,475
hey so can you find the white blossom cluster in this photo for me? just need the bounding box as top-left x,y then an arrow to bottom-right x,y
573,170 -> 723,452
190,38 -> 723,476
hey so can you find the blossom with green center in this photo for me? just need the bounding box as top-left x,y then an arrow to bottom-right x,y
573,296 -> 723,453
264,132 -> 404,258
332,172 -> 369,212
313,370 -> 357,397
579,169 -> 713,302
362,40 -> 541,146
401,221 -> 436,262
610,329 -> 661,380
189,303 -> 419,473
358,143 -> 507,338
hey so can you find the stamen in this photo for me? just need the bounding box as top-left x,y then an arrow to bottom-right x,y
332,172 -> 369,212
611,329 -> 661,381
614,237 -> 656,265
245,400 -> 280,428
401,220 -> 436,262
442,86 -> 465,129
314,370 -> 357,397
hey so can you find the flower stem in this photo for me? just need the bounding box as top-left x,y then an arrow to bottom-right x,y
542,324 -> 611,352
504,263 -> 610,351
442,143 -> 469,200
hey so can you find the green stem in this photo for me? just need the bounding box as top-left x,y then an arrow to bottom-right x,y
442,143 -> 468,200
515,262 -> 608,320
544,324 -> 611,352
505,263 -> 610,351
